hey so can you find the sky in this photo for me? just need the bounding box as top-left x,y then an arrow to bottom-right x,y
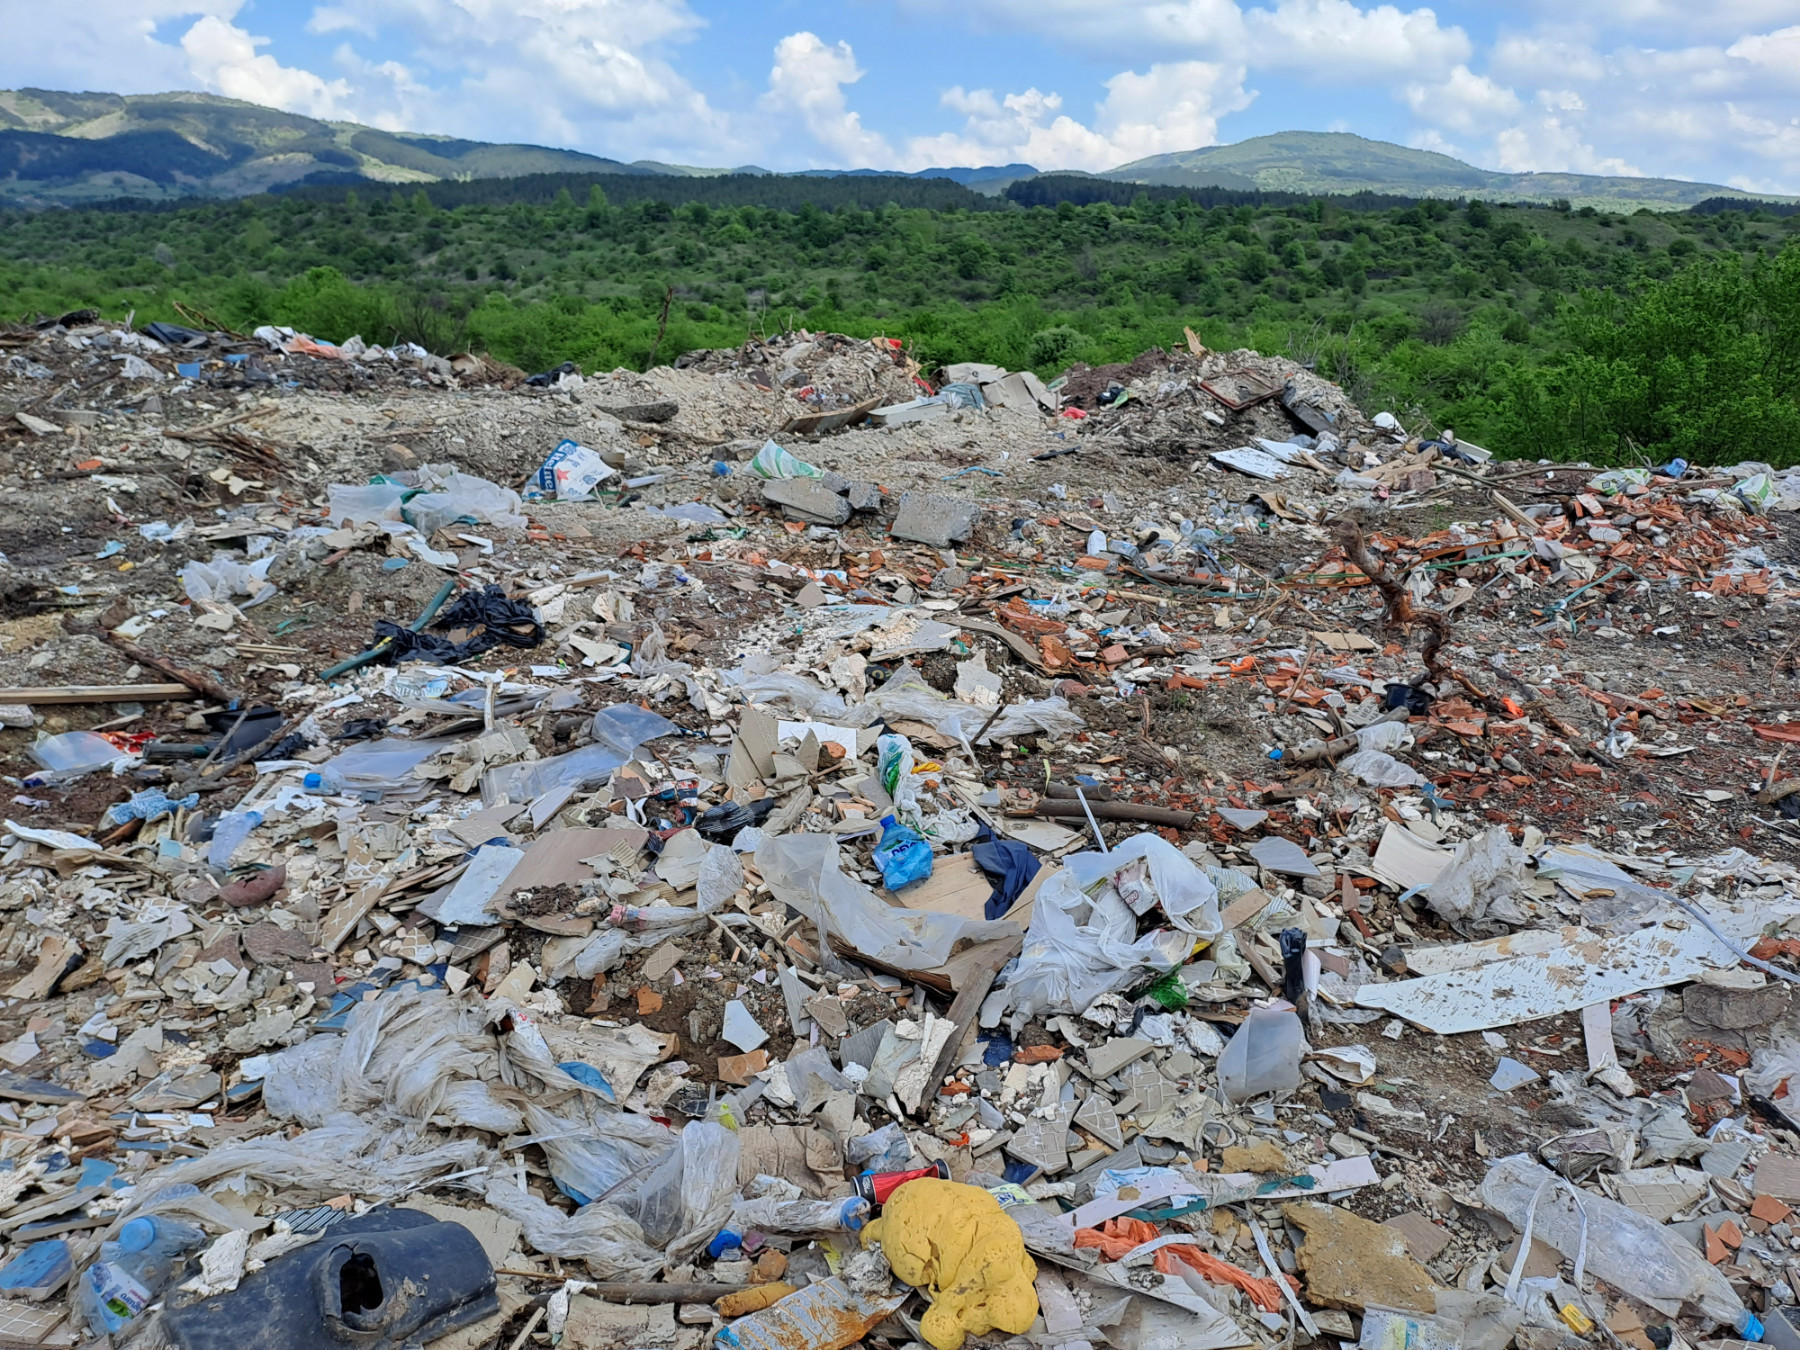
4,0 -> 1800,192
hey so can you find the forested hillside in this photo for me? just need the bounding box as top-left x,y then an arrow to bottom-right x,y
3,182 -> 1797,463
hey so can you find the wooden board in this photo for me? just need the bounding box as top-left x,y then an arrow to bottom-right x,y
0,685 -> 194,704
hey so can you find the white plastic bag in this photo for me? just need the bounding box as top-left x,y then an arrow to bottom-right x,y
998,833 -> 1216,1025
404,472 -> 526,535
1424,826 -> 1526,926
328,483 -> 405,525
1354,721 -> 1413,752
180,552 -> 277,605
1339,749 -> 1425,788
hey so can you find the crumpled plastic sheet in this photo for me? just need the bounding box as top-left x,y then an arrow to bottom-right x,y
724,667 -> 849,719
1424,826 -> 1527,928
520,1099 -> 675,1207
998,834 -> 1218,1025
263,986 -> 520,1134
481,1177 -> 662,1280
481,704 -> 677,805
847,665 -> 1083,755
757,832 -> 1018,973
403,471 -> 527,536
621,1120 -> 741,1262
1339,748 -> 1425,787
180,552 -> 277,605
125,1116 -> 491,1207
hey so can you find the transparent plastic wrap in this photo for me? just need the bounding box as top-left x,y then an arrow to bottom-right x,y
848,665 -> 1083,754
697,844 -> 745,913
127,1117 -> 490,1203
1338,749 -> 1425,788
30,731 -> 126,779
846,1122 -> 912,1172
729,1195 -> 869,1236
724,668 -> 849,719
263,985 -> 517,1133
482,706 -> 677,805
319,737 -> 446,798
524,1099 -> 676,1207
403,472 -> 526,536
1480,1154 -> 1743,1325
327,482 -> 405,525
180,552 -> 278,605
623,1120 -> 742,1262
480,1177 -> 661,1280
785,1045 -> 853,1114
757,832 -> 1016,972
1355,721 -> 1414,752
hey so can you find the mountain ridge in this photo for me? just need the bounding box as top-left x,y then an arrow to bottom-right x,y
0,89 -> 1790,211
1102,130 -> 1790,210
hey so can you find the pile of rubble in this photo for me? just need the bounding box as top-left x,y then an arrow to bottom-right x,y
3,310 -> 1800,1350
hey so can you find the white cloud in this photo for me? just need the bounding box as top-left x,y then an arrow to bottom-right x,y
1245,0 -> 1471,78
0,0 -> 238,93
1403,65 -> 1520,135
763,32 -> 893,166
900,61 -> 1252,171
180,16 -> 352,118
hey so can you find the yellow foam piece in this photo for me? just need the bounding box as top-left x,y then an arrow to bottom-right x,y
862,1178 -> 1038,1350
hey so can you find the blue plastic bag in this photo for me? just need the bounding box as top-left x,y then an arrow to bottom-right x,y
873,815 -> 933,891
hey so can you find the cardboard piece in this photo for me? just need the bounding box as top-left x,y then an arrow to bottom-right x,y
891,853 -> 993,922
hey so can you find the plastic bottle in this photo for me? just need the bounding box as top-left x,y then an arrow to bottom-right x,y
1217,1003 -> 1306,1102
75,1215 -> 207,1335
207,810 -> 263,871
873,815 -> 933,892
302,769 -> 342,795
727,1195 -> 869,1236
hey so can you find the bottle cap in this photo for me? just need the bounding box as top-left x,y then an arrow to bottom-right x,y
117,1217 -> 156,1252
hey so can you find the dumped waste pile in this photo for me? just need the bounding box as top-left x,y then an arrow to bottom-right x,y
2,309 -> 1800,1349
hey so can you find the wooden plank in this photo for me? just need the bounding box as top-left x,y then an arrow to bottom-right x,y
0,685 -> 194,705
911,940 -> 1014,1118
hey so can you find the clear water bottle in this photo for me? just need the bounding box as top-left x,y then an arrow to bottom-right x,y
728,1195 -> 869,1236
75,1215 -> 207,1335
207,810 -> 263,871
302,769 -> 342,795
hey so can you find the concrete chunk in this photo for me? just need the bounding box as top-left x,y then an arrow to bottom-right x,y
891,491 -> 979,548
763,478 -> 850,525
845,481 -> 882,512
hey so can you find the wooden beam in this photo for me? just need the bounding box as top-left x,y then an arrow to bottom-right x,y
0,684 -> 196,705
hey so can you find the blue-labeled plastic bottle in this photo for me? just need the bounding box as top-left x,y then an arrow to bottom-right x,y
873,815 -> 933,891
75,1215 -> 207,1335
